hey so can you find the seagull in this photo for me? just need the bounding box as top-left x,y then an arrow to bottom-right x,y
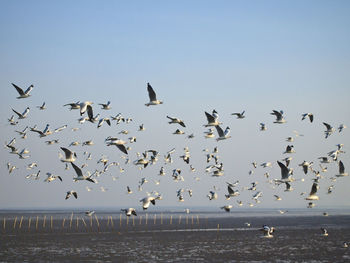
338,124 -> 347,133
321,228 -> 329,237
64,101 -> 80,110
105,138 -> 128,155
65,191 -> 78,200
166,116 -> 186,127
207,191 -> 218,200
260,225 -> 275,238
274,195 -> 282,201
305,183 -> 319,200
336,160 -> 348,177
284,182 -> 293,192
79,101 -> 94,116
278,209 -> 287,214
85,210 -> 95,216
138,124 -> 145,131
12,83 -> 33,99
299,161 -> 313,175
30,124 -> 52,137
71,162 -> 96,183
318,157 -> 331,164
121,208 -> 137,216
275,161 -> 294,184
97,117 -> 111,128
215,125 -> 231,141
231,111 -> 245,119
37,102 -> 46,110
323,122 -> 335,138
25,170 -> 41,180
8,115 -> 18,125
260,162 -> 272,168
145,83 -> 163,106
270,110 -> 286,124
204,111 -> 222,127
44,173 -> 62,182
301,113 -> 314,123
252,191 -> 263,203
284,145 -> 295,154
259,123 -> 267,131
173,129 -> 185,135
12,107 -> 30,119
225,185 -> 240,199
99,101 -> 111,110
60,147 -> 77,162
140,196 -> 157,210
282,157 -> 293,167
54,125 -> 68,133
204,128 -> 215,138
26,162 -> 38,170
220,205 -> 233,212
127,186 -> 133,194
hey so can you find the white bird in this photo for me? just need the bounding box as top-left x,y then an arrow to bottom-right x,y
215,125 -> 231,141
44,173 -> 62,182
323,122 -> 335,138
12,107 -> 30,119
26,162 -> 38,170
54,125 -> 67,133
167,116 -> 186,127
207,191 -> 218,200
305,183 -> 319,200
105,138 -> 128,155
275,161 -> 294,184
338,124 -> 347,133
259,123 -> 267,131
321,228 -> 329,237
225,185 -> 240,199
204,111 -> 221,127
12,83 -> 33,99
220,205 -> 233,212
270,110 -> 286,124
8,115 -> 18,125
260,162 -> 272,168
284,145 -> 295,154
121,208 -> 137,216
60,147 -> 77,162
79,101 -> 94,116
336,160 -> 348,177
145,83 -> 163,106
301,113 -> 314,123
64,101 -> 80,110
299,161 -> 313,175
99,101 -> 111,110
97,117 -> 111,128
260,225 -> 275,238
71,162 -> 96,183
65,190 -> 78,200
85,210 -> 95,216
37,102 -> 46,110
31,124 -> 52,137
231,110 -> 245,119
140,196 -> 157,210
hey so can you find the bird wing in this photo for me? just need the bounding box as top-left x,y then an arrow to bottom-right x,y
71,162 -> 83,177
227,185 -> 234,195
117,144 -> 128,155
147,83 -> 157,101
87,105 -> 94,120
72,192 -> 78,199
277,161 -> 289,179
12,83 -> 25,95
309,114 -> 314,123
205,111 -> 215,123
215,125 -> 224,137
339,160 -> 345,174
323,122 -> 332,130
310,183 -> 318,195
60,147 -> 73,159
12,108 -> 22,118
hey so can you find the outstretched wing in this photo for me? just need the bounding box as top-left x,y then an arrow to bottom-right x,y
60,147 -> 72,159
215,125 -> 224,137
87,105 -> 94,120
117,144 -> 128,155
277,161 -> 289,179
147,83 -> 157,101
12,83 -> 25,95
339,160 -> 345,174
323,122 -> 332,130
310,183 -> 318,195
205,111 -> 215,123
71,162 -> 83,177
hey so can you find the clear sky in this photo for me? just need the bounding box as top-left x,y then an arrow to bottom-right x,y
1,0 -> 350,210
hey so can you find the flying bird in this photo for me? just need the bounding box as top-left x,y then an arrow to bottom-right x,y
65,191 -> 78,200
231,111 -> 245,119
301,113 -> 314,123
12,83 -> 33,99
166,116 -> 186,127
145,83 -> 163,106
270,110 -> 286,124
12,107 -> 30,119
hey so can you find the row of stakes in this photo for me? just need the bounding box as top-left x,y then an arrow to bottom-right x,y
1,213 -> 213,233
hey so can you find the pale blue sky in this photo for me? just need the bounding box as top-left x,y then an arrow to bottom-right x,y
1,1 -> 350,210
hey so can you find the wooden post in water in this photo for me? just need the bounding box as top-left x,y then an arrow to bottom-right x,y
217,223 -> 220,239
186,215 -> 189,225
145,213 -> 148,225
178,215 -> 182,225
3,217 -> 6,232
76,217 -> 79,230
153,214 -> 157,225
170,215 -> 172,225
50,216 -> 53,231
126,216 -> 129,226
160,213 -> 163,225
28,217 -> 31,231
107,216 -> 110,227
132,216 -> 135,226
197,215 -> 199,225
62,218 -> 66,230
13,216 -> 17,230
139,215 -> 142,225
69,213 -> 73,229
119,214 -> 122,227
94,214 -> 100,232
43,215 -> 46,229
19,216 -> 23,229
110,216 -> 114,230
35,216 -> 39,231
90,216 -> 93,230
81,217 -> 87,231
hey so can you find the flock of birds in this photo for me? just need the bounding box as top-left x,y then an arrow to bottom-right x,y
3,82 -> 349,238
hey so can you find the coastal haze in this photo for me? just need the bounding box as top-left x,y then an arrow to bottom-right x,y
1,1 -> 350,262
